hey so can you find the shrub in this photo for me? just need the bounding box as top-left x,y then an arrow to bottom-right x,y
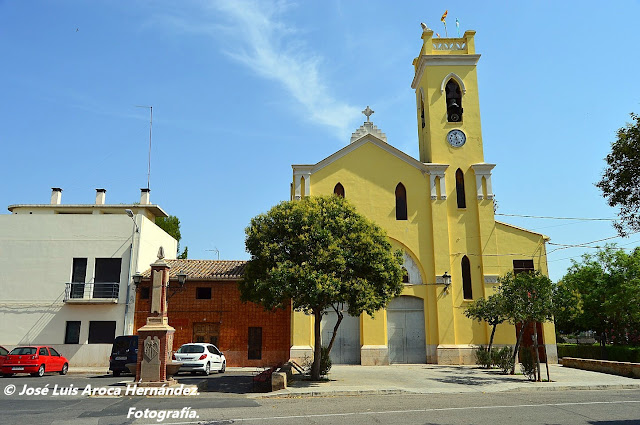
319,346 -> 332,377
474,346 -> 492,368
557,344 -> 640,363
519,347 -> 537,381
493,346 -> 515,374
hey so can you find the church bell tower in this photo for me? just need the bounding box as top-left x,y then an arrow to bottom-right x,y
412,29 -> 485,168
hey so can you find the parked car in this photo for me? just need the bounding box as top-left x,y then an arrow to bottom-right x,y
0,346 -> 8,368
173,343 -> 225,375
1,346 -> 69,377
109,335 -> 138,377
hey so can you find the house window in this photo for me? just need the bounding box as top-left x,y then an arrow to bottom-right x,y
94,258 -> 122,283
140,286 -> 150,300
70,258 -> 87,299
65,321 -> 81,344
88,321 -> 116,344
395,183 -> 408,220
334,183 -> 345,198
462,255 -> 473,300
445,79 -> 463,122
196,287 -> 212,299
456,169 -> 466,209
248,327 -> 262,360
193,323 -> 219,347
513,259 -> 535,275
72,258 -> 87,282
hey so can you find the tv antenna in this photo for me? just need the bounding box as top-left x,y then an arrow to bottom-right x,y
206,248 -> 220,260
136,105 -> 153,190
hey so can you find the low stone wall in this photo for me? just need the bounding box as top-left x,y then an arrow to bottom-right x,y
561,357 -> 640,378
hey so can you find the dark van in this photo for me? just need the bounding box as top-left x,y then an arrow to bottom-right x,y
109,335 -> 138,376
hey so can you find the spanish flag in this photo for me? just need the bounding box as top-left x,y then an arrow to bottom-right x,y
441,10 -> 448,23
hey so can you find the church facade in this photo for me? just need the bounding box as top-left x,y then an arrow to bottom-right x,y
289,29 -> 557,365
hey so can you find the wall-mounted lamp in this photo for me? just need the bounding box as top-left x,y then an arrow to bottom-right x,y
132,273 -> 143,286
176,271 -> 188,287
442,271 -> 452,290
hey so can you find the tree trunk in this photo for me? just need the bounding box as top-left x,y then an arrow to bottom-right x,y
511,322 -> 527,375
600,332 -> 607,360
532,322 -> 541,382
311,308 -> 322,380
326,305 -> 343,356
488,324 -> 497,354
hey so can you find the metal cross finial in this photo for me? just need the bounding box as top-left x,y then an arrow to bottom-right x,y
362,106 -> 374,122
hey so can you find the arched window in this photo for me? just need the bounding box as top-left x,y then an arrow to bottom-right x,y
445,79 -> 463,122
395,183 -> 407,220
456,169 -> 466,208
402,267 -> 409,284
334,183 -> 345,198
420,98 -> 425,129
462,255 -> 472,300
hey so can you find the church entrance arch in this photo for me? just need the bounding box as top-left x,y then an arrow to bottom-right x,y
321,306 -> 361,364
387,296 -> 427,364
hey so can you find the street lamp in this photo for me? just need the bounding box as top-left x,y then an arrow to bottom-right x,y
132,273 -> 143,287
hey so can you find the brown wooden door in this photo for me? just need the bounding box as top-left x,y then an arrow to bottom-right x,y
516,322 -> 546,362
192,323 -> 220,347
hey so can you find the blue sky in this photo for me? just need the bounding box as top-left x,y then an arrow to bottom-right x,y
1,0 -> 639,282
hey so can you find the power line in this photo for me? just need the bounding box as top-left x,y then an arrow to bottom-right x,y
496,213 -> 616,221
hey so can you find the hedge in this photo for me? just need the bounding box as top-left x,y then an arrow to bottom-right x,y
558,344 -> 640,363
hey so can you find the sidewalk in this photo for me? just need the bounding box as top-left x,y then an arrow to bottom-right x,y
259,364 -> 640,398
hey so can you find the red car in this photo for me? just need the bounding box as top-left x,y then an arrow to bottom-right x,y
1,346 -> 69,377
0,346 -> 8,368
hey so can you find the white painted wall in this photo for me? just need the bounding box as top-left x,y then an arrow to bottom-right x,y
0,211 -> 176,367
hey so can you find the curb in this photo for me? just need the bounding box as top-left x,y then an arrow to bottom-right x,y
252,383 -> 640,398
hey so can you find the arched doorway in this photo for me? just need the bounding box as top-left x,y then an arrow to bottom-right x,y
321,306 -> 361,364
387,296 -> 426,364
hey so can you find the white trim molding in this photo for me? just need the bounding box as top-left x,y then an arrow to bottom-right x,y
484,275 -> 499,284
424,164 -> 448,200
440,73 -> 467,95
470,163 -> 496,200
293,167 -> 312,199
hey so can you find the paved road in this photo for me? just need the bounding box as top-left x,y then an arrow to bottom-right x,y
1,371 -> 639,425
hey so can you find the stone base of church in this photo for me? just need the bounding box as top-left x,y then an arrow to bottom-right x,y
360,345 -> 389,365
436,344 -> 478,365
289,345 -> 313,365
545,344 -> 558,364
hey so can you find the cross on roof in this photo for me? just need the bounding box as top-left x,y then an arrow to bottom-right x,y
362,106 -> 374,122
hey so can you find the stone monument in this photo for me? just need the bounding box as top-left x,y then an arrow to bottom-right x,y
135,247 -> 177,385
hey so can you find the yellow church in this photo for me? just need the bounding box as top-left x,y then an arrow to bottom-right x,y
289,29 -> 557,365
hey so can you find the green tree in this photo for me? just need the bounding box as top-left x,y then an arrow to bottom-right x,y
155,215 -> 188,259
241,195 -> 404,380
464,293 -> 508,358
561,246 -> 640,348
499,271 -> 555,380
551,280 -> 581,337
596,113 -> 640,235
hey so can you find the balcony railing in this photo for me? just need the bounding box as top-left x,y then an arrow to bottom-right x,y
64,282 -> 119,303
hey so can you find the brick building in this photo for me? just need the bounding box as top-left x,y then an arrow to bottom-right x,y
134,259 -> 290,367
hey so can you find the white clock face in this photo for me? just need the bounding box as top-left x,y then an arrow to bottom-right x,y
447,129 -> 466,147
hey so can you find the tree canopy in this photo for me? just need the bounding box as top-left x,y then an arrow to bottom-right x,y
559,246 -> 640,346
155,215 -> 188,259
464,293 -> 508,354
597,113 -> 640,235
241,195 -> 404,379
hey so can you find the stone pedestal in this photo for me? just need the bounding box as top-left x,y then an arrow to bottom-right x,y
135,252 -> 177,385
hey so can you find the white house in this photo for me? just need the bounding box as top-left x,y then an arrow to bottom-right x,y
0,188 -> 177,367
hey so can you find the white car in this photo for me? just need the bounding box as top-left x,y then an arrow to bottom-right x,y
173,343 -> 226,375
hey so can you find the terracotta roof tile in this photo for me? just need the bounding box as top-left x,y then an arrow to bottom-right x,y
140,259 -> 246,280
